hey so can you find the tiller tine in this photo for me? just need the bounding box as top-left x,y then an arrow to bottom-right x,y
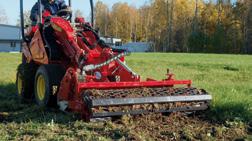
82,87 -> 212,119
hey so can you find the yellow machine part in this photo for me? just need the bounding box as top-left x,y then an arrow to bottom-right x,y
36,74 -> 46,101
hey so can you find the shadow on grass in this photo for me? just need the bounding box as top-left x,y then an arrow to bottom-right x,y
205,102 -> 251,123
0,82 -> 75,124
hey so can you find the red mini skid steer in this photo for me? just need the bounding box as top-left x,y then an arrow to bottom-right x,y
17,0 -> 212,121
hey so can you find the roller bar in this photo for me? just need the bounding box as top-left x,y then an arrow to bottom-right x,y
92,95 -> 212,107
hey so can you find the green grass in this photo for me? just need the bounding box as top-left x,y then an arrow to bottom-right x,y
127,53 -> 252,122
0,53 -> 251,140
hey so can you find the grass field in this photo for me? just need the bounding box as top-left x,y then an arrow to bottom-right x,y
0,53 -> 251,140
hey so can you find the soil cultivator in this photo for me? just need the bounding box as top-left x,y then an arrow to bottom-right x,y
17,0 -> 212,121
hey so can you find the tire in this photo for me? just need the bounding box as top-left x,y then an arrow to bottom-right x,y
34,64 -> 65,107
16,63 -> 38,101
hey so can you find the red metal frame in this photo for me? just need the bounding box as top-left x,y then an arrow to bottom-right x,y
77,80 -> 191,90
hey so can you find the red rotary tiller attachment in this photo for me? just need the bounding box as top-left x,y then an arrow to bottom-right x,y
82,87 -> 211,119
73,52 -> 212,120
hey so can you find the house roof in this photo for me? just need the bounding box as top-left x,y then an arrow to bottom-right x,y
0,24 -> 20,29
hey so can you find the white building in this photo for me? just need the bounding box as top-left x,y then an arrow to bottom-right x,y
116,42 -> 153,52
0,24 -> 21,52
100,37 -> 123,48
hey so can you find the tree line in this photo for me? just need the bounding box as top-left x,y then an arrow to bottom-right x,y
94,0 -> 252,54
0,0 -> 250,54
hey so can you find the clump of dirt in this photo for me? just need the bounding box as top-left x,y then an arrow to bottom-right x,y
99,113 -> 248,141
